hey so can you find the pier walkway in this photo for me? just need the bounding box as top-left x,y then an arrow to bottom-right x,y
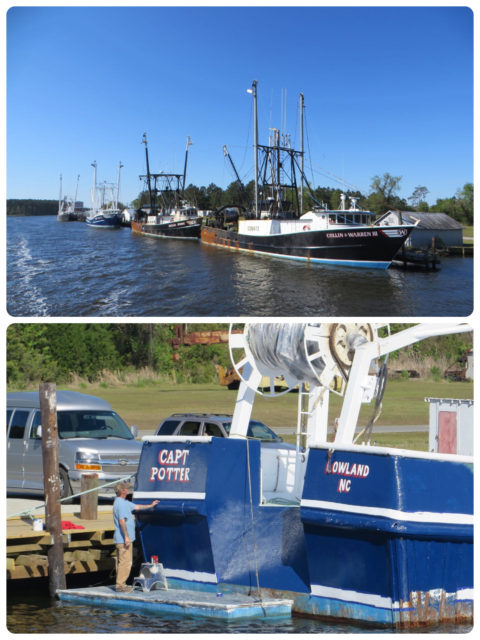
7,499 -> 116,581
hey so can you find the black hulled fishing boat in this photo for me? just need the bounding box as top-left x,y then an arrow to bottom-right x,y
131,134 -> 201,240
201,81 -> 415,269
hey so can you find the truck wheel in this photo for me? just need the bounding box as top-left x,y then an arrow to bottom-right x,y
59,467 -> 73,503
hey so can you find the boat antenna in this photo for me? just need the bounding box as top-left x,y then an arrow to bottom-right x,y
183,136 -> 192,192
247,80 -> 259,218
142,133 -> 155,214
90,161 -> 97,210
299,93 -> 304,215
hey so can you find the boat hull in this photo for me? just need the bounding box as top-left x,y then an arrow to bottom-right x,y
134,438 -> 473,628
131,219 -> 201,240
86,214 -> 122,229
201,224 -> 412,269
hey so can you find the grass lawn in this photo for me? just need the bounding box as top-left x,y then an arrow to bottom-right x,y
463,225 -> 473,244
58,378 -> 473,451
281,430 -> 430,452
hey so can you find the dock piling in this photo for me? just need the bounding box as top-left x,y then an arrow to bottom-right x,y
80,474 -> 99,520
39,383 -> 66,595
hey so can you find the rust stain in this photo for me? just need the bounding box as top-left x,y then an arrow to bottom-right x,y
395,590 -> 473,629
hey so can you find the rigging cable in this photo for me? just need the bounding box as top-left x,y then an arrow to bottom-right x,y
303,107 -> 365,194
245,437 -> 264,605
353,357 -> 389,445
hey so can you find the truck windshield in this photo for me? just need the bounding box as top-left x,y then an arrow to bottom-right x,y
57,410 -> 134,440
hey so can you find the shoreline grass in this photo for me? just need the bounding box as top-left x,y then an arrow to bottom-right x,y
10,378 -> 471,449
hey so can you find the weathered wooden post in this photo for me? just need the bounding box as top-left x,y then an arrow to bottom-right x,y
80,473 -> 98,520
39,383 -> 66,596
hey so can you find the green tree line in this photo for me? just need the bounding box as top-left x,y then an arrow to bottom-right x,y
7,199 -> 58,216
8,176 -> 473,224
133,176 -> 473,224
7,323 -> 472,390
7,324 -> 232,389
384,324 -> 472,361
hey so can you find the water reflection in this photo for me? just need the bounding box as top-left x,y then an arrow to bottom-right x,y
7,590 -> 472,634
7,216 -> 473,317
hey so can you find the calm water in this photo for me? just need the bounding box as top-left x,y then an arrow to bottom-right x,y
6,585 -> 470,634
7,216 -> 473,317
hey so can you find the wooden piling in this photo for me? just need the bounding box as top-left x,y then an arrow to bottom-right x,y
39,383 -> 66,595
80,474 -> 99,520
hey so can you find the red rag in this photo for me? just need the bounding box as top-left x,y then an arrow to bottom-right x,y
61,521 -> 85,530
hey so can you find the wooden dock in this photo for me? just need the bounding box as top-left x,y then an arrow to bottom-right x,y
392,247 -> 440,270
7,510 -> 117,581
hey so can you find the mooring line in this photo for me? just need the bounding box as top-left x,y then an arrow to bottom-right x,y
7,474 -> 135,520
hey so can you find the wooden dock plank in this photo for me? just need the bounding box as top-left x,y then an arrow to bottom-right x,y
7,508 -> 117,581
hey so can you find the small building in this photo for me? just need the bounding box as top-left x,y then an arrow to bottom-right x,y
376,210 -> 464,248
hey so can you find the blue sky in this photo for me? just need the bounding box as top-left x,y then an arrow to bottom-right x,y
7,5 -> 473,207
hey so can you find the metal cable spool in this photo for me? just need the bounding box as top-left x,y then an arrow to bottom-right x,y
229,323 -> 377,397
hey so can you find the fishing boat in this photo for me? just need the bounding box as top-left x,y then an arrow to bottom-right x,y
85,162 -> 123,229
132,322 -> 473,629
201,81 -> 416,269
131,134 -> 202,240
57,174 -> 79,221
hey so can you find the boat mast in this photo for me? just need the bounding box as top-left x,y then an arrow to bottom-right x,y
58,174 -> 63,214
142,133 -> 155,214
90,162 -> 97,210
275,128 -> 281,211
248,80 -> 259,218
116,162 -> 123,209
299,93 -> 304,215
73,174 -> 80,214
182,136 -> 192,192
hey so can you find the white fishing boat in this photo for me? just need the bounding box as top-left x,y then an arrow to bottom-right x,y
85,162 -> 123,229
202,81 -> 416,269
57,174 -> 79,222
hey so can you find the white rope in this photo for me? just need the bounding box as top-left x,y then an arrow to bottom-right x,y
7,474 -> 135,520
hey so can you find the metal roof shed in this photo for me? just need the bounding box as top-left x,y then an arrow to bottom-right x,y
377,211 -> 464,248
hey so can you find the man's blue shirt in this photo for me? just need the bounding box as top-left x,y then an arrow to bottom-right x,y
113,497 -> 136,544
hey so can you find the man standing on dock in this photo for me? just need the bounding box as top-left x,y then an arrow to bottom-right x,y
113,481 -> 159,592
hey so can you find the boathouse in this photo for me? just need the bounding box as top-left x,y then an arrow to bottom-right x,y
377,210 -> 464,248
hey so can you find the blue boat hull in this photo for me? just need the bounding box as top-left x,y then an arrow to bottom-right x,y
86,213 -> 122,228
134,438 -> 473,628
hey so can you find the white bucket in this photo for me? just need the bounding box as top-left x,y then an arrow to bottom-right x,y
33,519 -> 44,531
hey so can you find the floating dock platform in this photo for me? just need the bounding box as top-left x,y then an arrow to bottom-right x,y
57,585 -> 293,620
